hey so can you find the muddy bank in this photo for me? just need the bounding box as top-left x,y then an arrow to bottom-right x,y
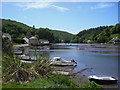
53,66 -> 118,88
53,66 -> 90,85
69,73 -> 89,85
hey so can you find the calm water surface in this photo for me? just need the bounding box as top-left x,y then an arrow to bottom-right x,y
50,43 -> 119,78
24,43 -> 119,79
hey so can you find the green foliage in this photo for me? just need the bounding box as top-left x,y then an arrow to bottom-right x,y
12,38 -> 25,44
3,77 -> 66,88
48,74 -> 79,88
3,74 -> 104,88
2,37 -> 13,55
2,19 -> 75,43
50,30 -> 75,43
3,74 -> 79,88
2,19 -> 57,43
35,28 -> 55,43
111,34 -> 120,38
2,54 -> 53,83
2,19 -> 30,38
80,81 -> 103,88
73,24 -> 120,43
2,52 -> 103,88
110,24 -> 120,34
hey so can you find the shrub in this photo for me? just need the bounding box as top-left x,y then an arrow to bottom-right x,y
48,74 -> 79,88
80,81 -> 103,88
12,38 -> 25,44
2,37 -> 13,55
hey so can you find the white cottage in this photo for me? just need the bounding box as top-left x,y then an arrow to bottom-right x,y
112,37 -> 120,44
29,37 -> 39,45
2,33 -> 11,41
87,40 -> 91,44
23,37 -> 29,44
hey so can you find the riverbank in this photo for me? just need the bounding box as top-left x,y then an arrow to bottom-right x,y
13,44 -> 29,48
13,42 -> 119,48
69,72 -> 118,88
2,73 -> 103,88
13,43 -> 53,48
11,43 -> 119,88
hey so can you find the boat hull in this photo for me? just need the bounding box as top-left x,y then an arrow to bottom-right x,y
50,63 -> 77,66
89,78 -> 118,84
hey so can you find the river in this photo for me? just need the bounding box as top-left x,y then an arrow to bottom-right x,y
21,43 -> 119,87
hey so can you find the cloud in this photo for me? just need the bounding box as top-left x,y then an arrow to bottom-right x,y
90,3 -> 115,9
16,2 -> 69,12
16,2 -> 52,10
51,5 -> 69,11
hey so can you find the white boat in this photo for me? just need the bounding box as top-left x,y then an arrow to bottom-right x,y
49,57 -> 77,66
20,55 -> 37,61
88,75 -> 118,84
52,70 -> 70,75
21,60 -> 33,63
13,50 -> 22,55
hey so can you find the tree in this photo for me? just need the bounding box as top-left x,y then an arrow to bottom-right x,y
2,37 -> 13,55
33,25 -> 35,29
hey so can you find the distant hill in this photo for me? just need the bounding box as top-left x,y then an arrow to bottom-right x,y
50,30 -> 75,42
1,19 -> 75,43
72,24 -> 120,43
2,19 -> 119,44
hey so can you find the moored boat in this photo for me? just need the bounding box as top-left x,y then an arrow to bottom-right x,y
20,55 -> 37,61
13,50 -> 23,55
21,60 -> 33,63
88,75 -> 118,84
52,70 -> 70,75
49,57 -> 77,66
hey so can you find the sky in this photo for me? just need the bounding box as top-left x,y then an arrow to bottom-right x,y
1,1 -> 118,34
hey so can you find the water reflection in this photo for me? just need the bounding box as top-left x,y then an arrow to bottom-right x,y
23,46 -> 51,60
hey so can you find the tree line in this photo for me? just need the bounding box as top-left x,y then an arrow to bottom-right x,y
71,24 -> 120,43
1,19 -> 60,43
1,19 -> 120,44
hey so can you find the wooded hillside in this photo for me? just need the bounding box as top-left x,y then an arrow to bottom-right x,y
1,19 -> 120,44
72,24 -> 120,43
1,19 -> 75,43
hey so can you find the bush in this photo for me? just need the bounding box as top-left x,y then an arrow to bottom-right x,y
2,37 -> 13,55
80,81 -> 103,88
12,38 -> 25,44
48,74 -> 79,88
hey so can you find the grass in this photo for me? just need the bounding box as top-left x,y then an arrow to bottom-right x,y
2,74 -> 103,88
80,81 -> 103,88
2,74 -> 78,88
2,50 -> 103,89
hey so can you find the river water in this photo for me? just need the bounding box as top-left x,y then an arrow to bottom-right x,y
22,43 -> 119,87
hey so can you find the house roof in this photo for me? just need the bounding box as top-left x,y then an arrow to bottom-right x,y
29,37 -> 38,40
2,33 -> 11,37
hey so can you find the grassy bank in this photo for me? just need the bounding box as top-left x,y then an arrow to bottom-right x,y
3,74 -> 103,88
2,39 -> 103,89
2,53 -> 103,89
3,74 -> 77,88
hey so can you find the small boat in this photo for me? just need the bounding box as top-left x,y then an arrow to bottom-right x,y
52,70 -> 70,75
21,60 -> 33,63
13,50 -> 23,55
88,75 -> 118,84
20,55 -> 37,61
49,57 -> 77,66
